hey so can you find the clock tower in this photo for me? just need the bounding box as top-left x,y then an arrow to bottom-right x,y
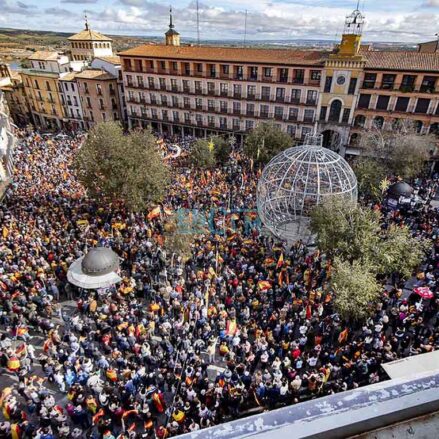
317,8 -> 366,155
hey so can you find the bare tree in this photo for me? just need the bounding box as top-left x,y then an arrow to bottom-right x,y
358,119 -> 435,179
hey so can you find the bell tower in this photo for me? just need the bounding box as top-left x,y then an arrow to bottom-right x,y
338,8 -> 365,58
165,6 -> 181,46
318,6 -> 366,156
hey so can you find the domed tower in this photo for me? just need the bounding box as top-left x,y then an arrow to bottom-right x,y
165,6 -> 180,46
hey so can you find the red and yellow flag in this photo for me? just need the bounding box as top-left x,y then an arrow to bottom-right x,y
147,206 -> 161,221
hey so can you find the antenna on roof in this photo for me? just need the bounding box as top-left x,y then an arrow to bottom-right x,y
244,10 -> 248,46
196,0 -> 200,45
84,10 -> 89,31
356,0 -> 360,10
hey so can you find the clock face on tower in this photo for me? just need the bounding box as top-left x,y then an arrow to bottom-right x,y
337,75 -> 346,85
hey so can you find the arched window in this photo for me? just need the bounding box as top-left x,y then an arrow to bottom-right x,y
350,133 -> 360,146
373,116 -> 384,129
392,118 -> 401,130
354,114 -> 366,127
429,123 -> 439,135
328,99 -> 342,122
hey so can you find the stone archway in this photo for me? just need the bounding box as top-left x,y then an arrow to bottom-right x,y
321,129 -> 342,152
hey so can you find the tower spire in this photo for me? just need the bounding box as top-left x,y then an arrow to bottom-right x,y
169,5 -> 174,29
84,11 -> 89,31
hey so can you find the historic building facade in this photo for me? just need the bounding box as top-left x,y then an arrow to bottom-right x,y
0,89 -> 15,186
68,17 -> 113,63
351,51 -> 439,144
59,72 -> 85,131
0,63 -> 30,126
21,51 -> 71,129
120,12 -> 324,144
75,69 -> 122,129
119,8 -> 439,153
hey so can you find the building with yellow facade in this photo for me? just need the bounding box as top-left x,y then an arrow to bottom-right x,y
21,51 -> 70,129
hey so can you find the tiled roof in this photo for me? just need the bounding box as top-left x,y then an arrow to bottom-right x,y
119,44 -> 329,66
95,56 -> 121,65
68,29 -> 112,42
28,51 -> 61,61
60,72 -> 77,81
363,50 -> 439,72
75,69 -> 116,80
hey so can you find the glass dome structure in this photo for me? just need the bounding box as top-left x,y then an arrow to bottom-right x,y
257,134 -> 358,242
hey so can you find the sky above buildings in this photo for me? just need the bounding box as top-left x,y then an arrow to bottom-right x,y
1,0 -> 439,43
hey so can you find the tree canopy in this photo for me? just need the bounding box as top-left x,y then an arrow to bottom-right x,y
244,122 -> 292,164
189,139 -> 216,169
332,258 -> 381,321
358,120 -> 434,180
74,122 -> 170,211
311,197 -> 429,279
352,157 -> 388,202
310,197 -> 381,263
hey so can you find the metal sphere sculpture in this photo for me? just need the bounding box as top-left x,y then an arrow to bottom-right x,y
257,134 -> 358,242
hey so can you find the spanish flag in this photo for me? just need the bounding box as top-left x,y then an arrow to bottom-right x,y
147,206 -> 161,221
226,319 -> 237,336
7,356 -> 20,372
258,280 -> 271,291
2,227 -> 8,239
11,424 -> 21,439
276,253 -> 284,269
92,408 -> 105,425
106,368 -> 117,382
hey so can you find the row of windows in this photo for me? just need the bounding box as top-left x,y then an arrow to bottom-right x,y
128,96 -> 315,120
126,75 -> 319,97
79,82 -> 116,95
129,108 -> 313,136
124,59 -> 321,84
362,73 -> 438,93
25,78 -> 62,93
353,115 -> 439,135
82,96 -> 118,110
358,94 -> 439,115
126,85 -> 318,105
71,42 -> 111,50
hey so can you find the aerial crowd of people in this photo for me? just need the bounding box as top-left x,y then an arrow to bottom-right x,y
0,128 -> 437,439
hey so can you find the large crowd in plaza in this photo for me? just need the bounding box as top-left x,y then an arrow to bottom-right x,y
0,128 -> 437,439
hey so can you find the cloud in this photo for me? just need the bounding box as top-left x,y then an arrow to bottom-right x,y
45,7 -> 73,16
0,0 -> 38,15
17,1 -> 36,8
61,0 -> 98,4
422,0 -> 439,6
